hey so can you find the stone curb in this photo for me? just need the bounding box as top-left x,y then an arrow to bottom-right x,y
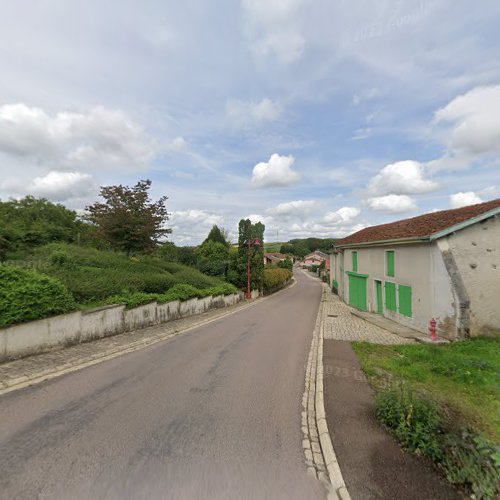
0,277 -> 298,396
302,279 -> 351,500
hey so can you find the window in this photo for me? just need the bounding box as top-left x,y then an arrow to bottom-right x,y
352,251 -> 358,272
385,281 -> 397,311
386,250 -> 395,277
398,285 -> 412,317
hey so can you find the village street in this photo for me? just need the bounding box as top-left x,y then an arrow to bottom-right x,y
0,270 -> 328,499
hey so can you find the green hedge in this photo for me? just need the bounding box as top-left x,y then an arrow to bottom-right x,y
0,265 -> 76,326
263,268 -> 292,292
106,282 -> 238,309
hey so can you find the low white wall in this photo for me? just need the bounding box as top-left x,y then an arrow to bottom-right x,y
0,292 -> 245,361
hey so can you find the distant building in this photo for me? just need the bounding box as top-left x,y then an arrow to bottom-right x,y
330,199 -> 500,340
302,250 -> 328,267
264,252 -> 288,265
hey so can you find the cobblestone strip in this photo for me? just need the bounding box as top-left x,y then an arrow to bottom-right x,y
302,284 -> 351,500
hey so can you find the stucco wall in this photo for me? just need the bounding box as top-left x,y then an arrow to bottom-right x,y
444,215 -> 500,336
0,292 -> 245,361
338,244 -> 446,335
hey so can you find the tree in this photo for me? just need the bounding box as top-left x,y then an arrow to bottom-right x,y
196,239 -> 229,276
202,225 -> 230,247
230,219 -> 265,291
157,241 -> 180,262
85,180 -> 170,255
0,196 -> 82,259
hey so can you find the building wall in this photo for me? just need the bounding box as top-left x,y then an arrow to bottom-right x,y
443,215 -> 500,336
338,244 -> 456,335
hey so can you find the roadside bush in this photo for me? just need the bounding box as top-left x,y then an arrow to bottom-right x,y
376,383 -> 500,498
262,268 -> 292,293
0,265 -> 76,326
376,384 -> 443,461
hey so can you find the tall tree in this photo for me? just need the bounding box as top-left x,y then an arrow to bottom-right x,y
202,225 -> 230,247
85,179 -> 170,255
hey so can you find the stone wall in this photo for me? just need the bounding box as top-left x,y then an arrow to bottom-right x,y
0,292 -> 245,361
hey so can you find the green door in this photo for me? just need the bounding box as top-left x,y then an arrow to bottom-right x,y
348,273 -> 367,311
375,280 -> 383,314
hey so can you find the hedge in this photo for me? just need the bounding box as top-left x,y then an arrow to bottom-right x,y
263,268 -> 292,292
0,265 -> 76,326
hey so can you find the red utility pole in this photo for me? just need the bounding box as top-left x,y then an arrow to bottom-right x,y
247,238 -> 260,299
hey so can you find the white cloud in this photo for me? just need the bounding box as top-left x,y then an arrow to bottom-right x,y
226,98 -> 282,126
449,191 -> 483,209
165,136 -> 188,152
242,0 -> 305,63
267,199 -> 316,218
323,206 -> 360,224
169,209 -> 225,245
367,194 -> 417,213
434,85 -> 500,157
351,128 -> 372,141
251,153 -> 300,188
30,171 -> 94,202
0,103 -> 155,169
368,160 -> 438,196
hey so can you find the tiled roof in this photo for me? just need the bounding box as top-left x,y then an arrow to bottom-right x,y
336,198 -> 500,247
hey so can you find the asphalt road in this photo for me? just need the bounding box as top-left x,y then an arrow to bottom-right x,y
0,270 -> 326,500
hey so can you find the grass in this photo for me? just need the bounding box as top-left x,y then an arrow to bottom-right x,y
352,337 -> 500,442
263,242 -> 284,253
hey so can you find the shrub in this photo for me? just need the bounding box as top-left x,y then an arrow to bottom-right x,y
376,384 -> 443,461
0,265 -> 76,326
375,384 -> 500,498
263,268 -> 292,292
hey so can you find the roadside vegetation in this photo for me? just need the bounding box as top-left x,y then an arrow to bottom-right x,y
1,179 -> 292,327
353,339 -> 500,498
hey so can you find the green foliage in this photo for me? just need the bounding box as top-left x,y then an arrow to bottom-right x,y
352,338 -> 500,440
177,246 -> 198,267
355,339 -> 500,498
85,179 -> 171,255
22,243 -> 225,305
231,219 -> 265,290
0,196 -> 83,260
277,257 -> 293,271
106,282 -> 237,308
196,239 -> 230,277
0,265 -> 76,326
375,384 -> 500,498
376,385 -> 443,460
156,241 -> 180,262
262,268 -> 292,292
202,225 -> 230,247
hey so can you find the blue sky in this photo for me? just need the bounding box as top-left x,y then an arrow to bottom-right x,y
0,0 -> 499,244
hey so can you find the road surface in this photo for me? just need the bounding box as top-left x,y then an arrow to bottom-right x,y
0,270 -> 325,499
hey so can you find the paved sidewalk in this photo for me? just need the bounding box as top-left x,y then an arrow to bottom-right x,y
322,292 -> 413,345
0,298 -> 256,394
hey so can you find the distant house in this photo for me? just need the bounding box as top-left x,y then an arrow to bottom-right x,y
264,252 -> 288,265
303,250 -> 328,267
330,199 -> 500,340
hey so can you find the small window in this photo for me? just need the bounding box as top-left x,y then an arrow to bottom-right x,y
385,281 -> 397,311
386,250 -> 395,277
352,251 -> 358,272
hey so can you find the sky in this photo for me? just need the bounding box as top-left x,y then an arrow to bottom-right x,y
0,0 -> 499,245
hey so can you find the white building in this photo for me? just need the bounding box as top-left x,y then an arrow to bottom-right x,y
330,199 -> 500,340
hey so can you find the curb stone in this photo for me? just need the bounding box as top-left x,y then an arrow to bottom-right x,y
302,281 -> 351,500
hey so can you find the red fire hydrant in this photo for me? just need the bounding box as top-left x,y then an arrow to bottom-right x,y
429,318 -> 437,341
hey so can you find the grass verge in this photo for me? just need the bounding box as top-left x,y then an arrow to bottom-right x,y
353,338 -> 500,498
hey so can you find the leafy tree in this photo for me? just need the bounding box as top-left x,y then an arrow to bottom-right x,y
0,196 -> 82,260
279,243 -> 295,255
85,179 -> 170,255
157,241 -> 180,262
278,257 -> 293,271
202,225 -> 230,247
196,239 -> 229,277
178,246 -> 198,267
229,219 -> 265,291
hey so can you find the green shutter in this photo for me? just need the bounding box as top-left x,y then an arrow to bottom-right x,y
398,285 -> 412,317
385,281 -> 397,311
386,251 -> 395,277
352,251 -> 358,272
